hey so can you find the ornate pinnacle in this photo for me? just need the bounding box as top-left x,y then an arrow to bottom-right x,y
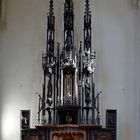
85,0 -> 90,16
65,0 -> 73,8
49,0 -> 54,17
84,0 -> 91,30
47,0 -> 55,30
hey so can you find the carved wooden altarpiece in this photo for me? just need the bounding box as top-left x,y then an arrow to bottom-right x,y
21,0 -> 116,140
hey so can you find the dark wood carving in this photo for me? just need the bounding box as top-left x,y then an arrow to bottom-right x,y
21,129 -> 38,140
95,128 -> 112,140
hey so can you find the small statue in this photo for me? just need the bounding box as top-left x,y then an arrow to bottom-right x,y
48,33 -> 54,57
48,108 -> 52,124
87,58 -> 95,74
65,31 -> 73,52
47,77 -> 53,106
85,79 -> 91,106
64,0 -> 73,29
85,31 -> 90,52
66,112 -> 72,124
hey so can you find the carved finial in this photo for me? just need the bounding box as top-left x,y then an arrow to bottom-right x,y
84,0 -> 91,27
49,0 -> 54,17
48,0 -> 55,30
84,0 -> 91,51
85,0 -> 90,15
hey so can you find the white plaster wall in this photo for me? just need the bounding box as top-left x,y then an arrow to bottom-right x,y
94,0 -> 138,140
0,0 -> 139,140
135,8 -> 140,140
0,0 -> 48,139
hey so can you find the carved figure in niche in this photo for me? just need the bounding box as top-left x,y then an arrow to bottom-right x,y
66,112 -> 72,124
64,0 -> 73,29
65,0 -> 73,14
65,14 -> 73,29
65,31 -> 73,52
47,77 -> 53,106
87,54 -> 95,74
64,56 -> 70,66
48,108 -> 52,124
85,30 -> 90,52
84,11 -> 91,28
48,14 -> 55,30
85,79 -> 91,106
64,72 -> 72,99
48,32 -> 54,57
82,54 -> 90,76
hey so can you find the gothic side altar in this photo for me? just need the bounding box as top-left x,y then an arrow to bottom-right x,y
21,0 -> 116,140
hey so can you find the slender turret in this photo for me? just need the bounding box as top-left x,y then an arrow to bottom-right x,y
82,0 -> 96,124
84,0 -> 92,53
41,0 -> 55,124
46,0 -> 55,60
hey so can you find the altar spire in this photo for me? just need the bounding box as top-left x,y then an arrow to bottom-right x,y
84,0 -> 92,52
